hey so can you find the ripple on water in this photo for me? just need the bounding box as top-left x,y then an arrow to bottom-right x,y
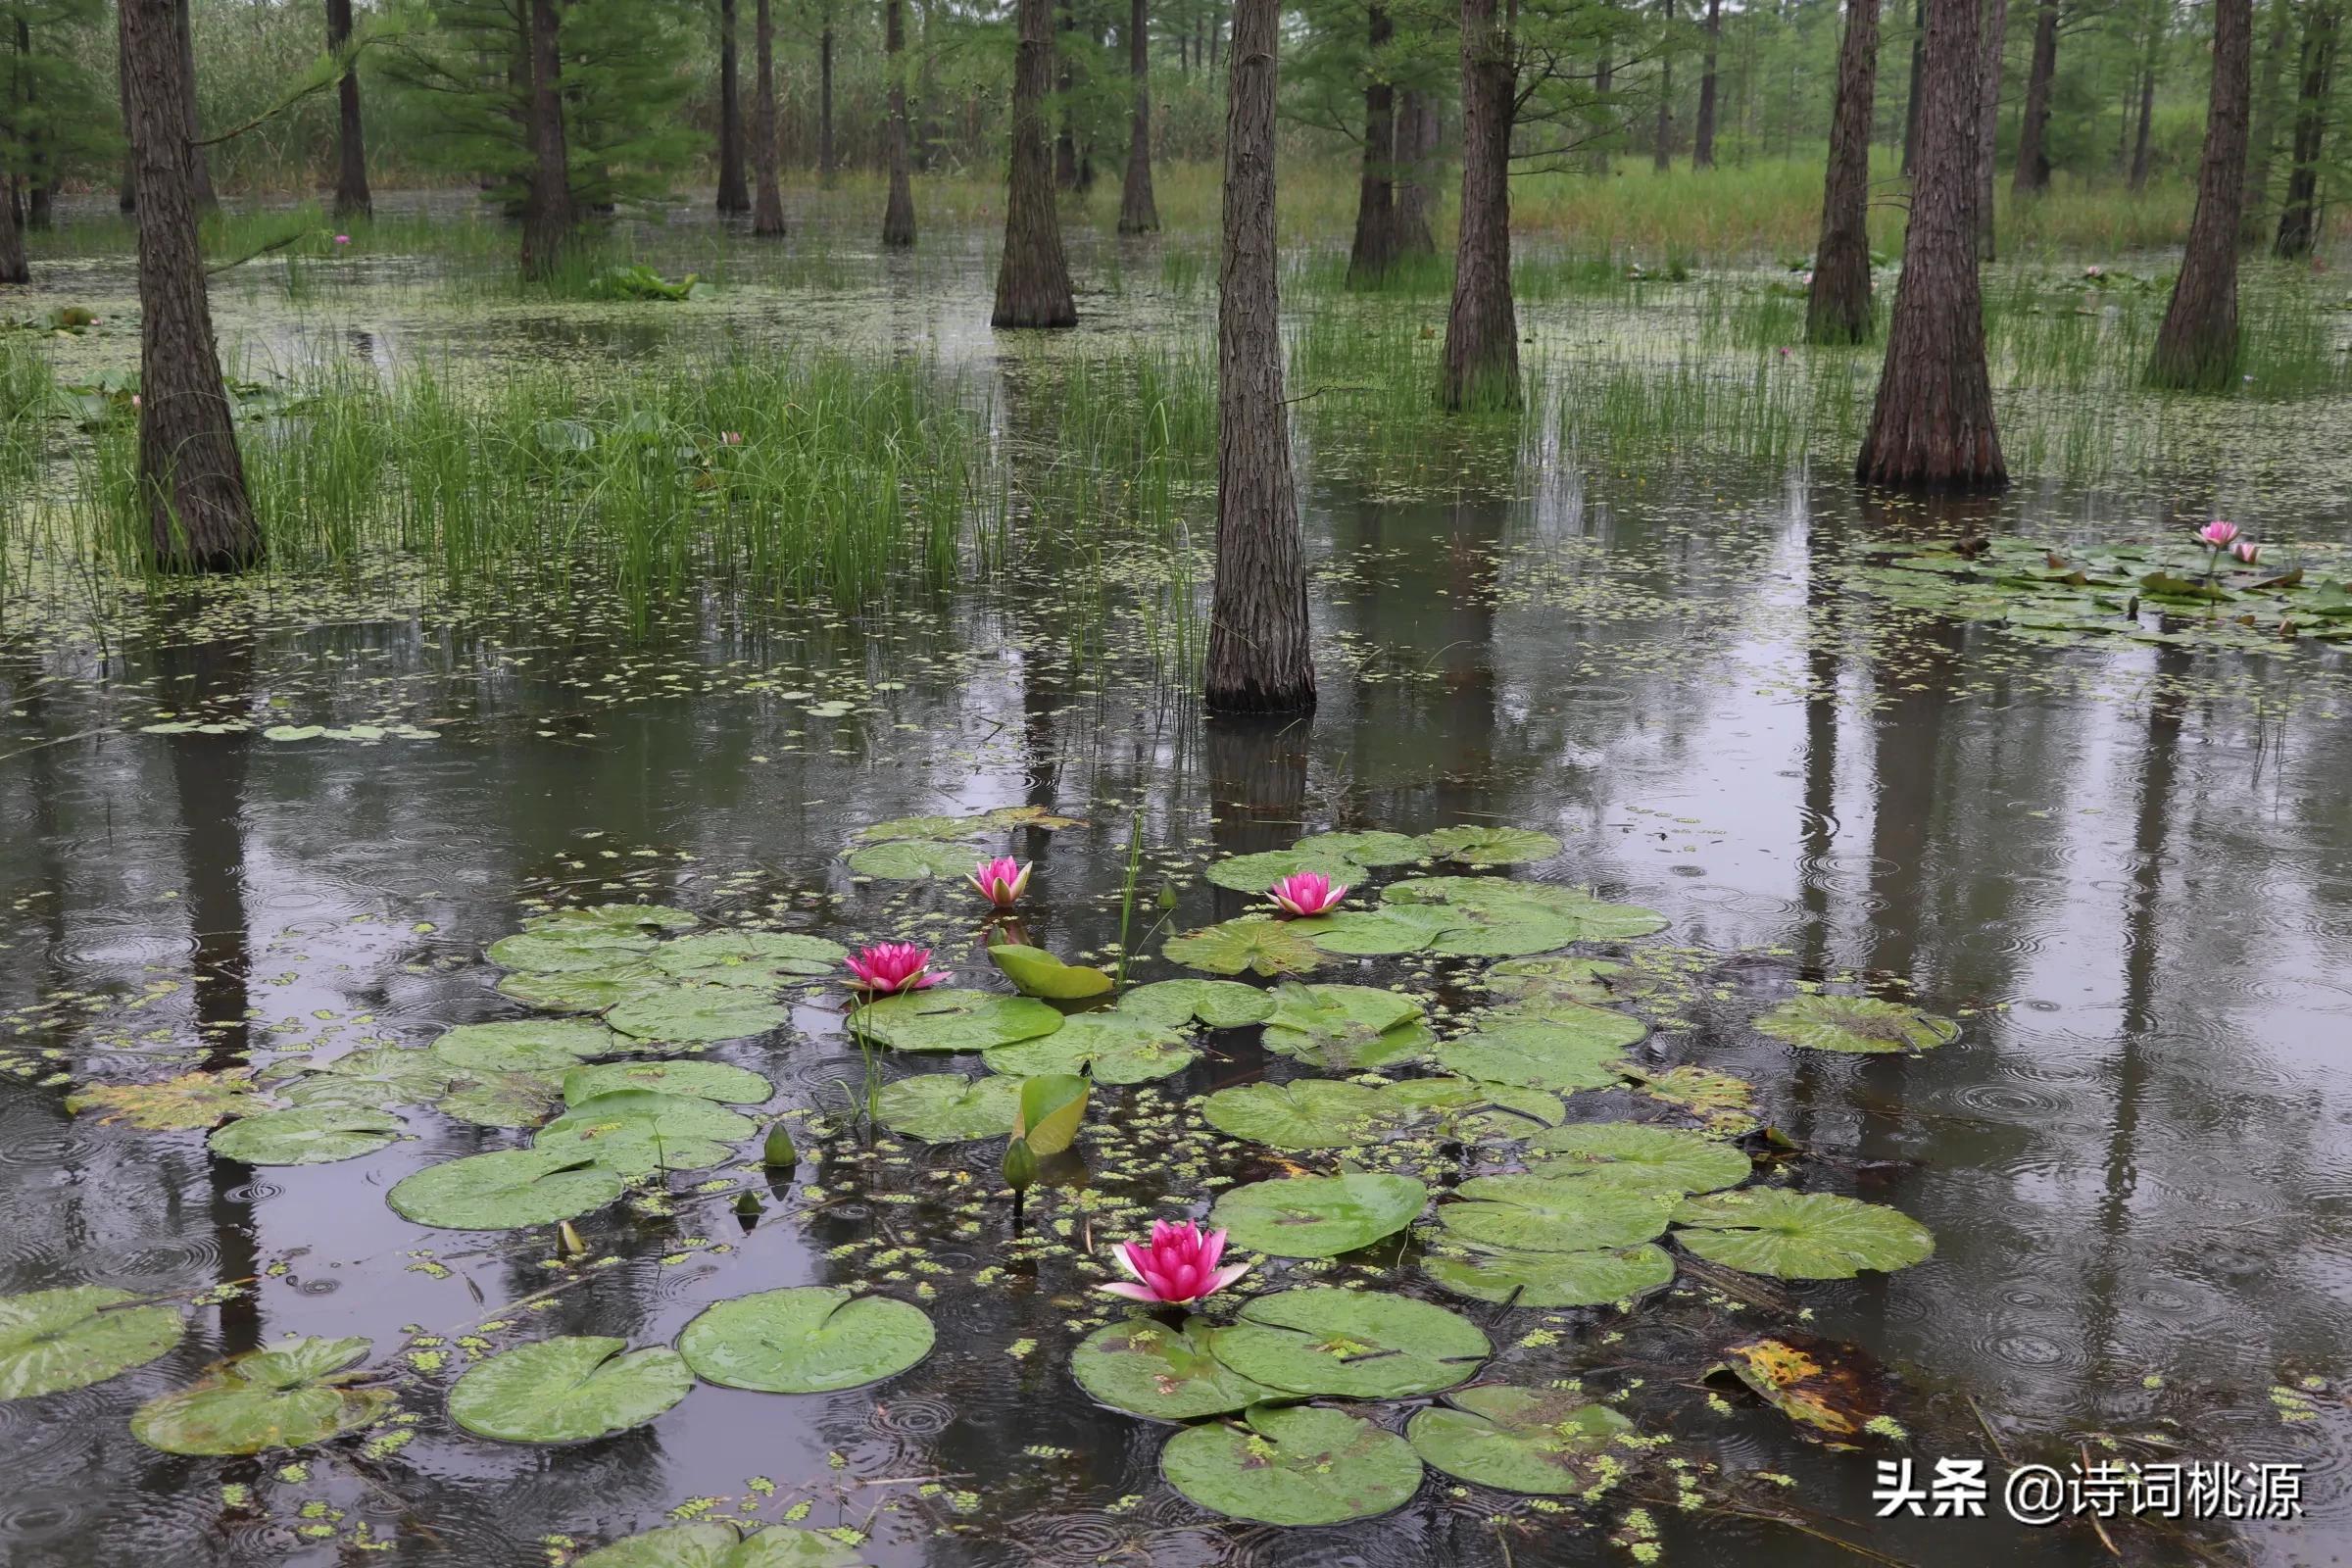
867,1392 -> 956,1439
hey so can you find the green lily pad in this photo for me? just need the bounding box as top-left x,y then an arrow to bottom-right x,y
438,1071 -> 566,1129
986,943 -> 1113,1000
1216,1287 -> 1490,1397
448,1336 -> 692,1444
1259,982 -> 1433,1069
1116,979 -> 1276,1029
529,904 -> 699,934
563,1059 -> 773,1105
1212,1170 -> 1428,1257
655,930 -> 846,981
388,1147 -> 626,1230
607,990 -> 788,1044
1161,919 -> 1327,977
1291,905 -> 1461,956
0,1287 -> 185,1398
1437,1174 -> 1677,1252
432,1020 -> 616,1074
488,928 -> 659,973
1482,956 -> 1627,1007
1670,1190 -> 1935,1278
1754,993 -> 1962,1054
1431,1013 -> 1642,1091
1203,847 -> 1367,894
1070,1316 -> 1283,1420
495,964 -> 670,1013
874,1073 -> 1021,1141
1527,1122 -> 1753,1194
982,1011 -> 1199,1084
209,1106 -> 403,1166
1293,830 -> 1428,865
1161,1403 -> 1422,1525
1201,1080 -> 1404,1150
535,1090 -> 754,1176
273,1048 -> 454,1109
853,806 -> 1079,843
849,989 -> 1063,1053
1422,1243 -> 1677,1305
131,1337 -> 392,1455
678,1287 -> 933,1393
573,1522 -> 867,1568
1383,877 -> 1667,941
845,839 -> 983,880
1380,1075 -> 1567,1136
1405,1385 -> 1636,1493
1418,826 -> 1562,865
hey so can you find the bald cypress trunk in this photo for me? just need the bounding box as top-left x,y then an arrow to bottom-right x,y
1347,6 -> 1398,283
0,162 -> 24,284
1395,88 -> 1439,252
520,0 -> 571,277
1975,0 -> 2007,258
2148,0 -> 2250,386
819,18 -> 837,184
883,0 -> 916,245
174,0 -> 217,212
717,0 -> 750,213
326,0 -> 371,219
122,0 -> 257,570
752,0 -> 785,235
1117,0 -> 1160,231
2274,3 -> 2336,259
1693,0 -> 1721,166
1807,0 -> 1879,343
993,0 -> 1077,325
1857,0 -> 2005,487
2012,0 -> 2057,194
1205,0 -> 1313,713
1442,0 -> 1518,409
2241,0 -> 2293,241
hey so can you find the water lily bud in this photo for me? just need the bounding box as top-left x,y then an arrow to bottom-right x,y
557,1220 -> 586,1258
1002,1136 -> 1039,1193
733,1191 -> 762,1219
762,1125 -> 798,1168
1156,882 -> 1178,911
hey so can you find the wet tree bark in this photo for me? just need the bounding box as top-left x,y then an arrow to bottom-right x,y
2241,0 -> 2293,241
2011,0 -> 2057,194
1347,6 -> 1398,283
1395,87 -> 1439,252
1593,50 -> 1615,172
325,0 -> 371,219
1902,0 -> 1924,172
2128,52 -> 2156,189
19,18 -> 51,229
1807,0 -> 1879,343
993,0 -> 1077,325
1055,0 -> 1080,188
122,0 -> 258,569
1693,0 -> 1721,167
2148,0 -> 2249,386
753,0 -> 785,235
819,16 -> 838,184
1442,0 -> 1518,409
0,160 -> 24,283
1652,0 -> 1674,171
883,0 -> 917,245
175,0 -> 216,212
520,0 -> 571,277
1118,0 -> 1160,231
1975,0 -> 2007,258
1857,0 -> 2005,487
2273,2 -> 2336,258
1205,0 -> 1313,713
717,0 -> 750,212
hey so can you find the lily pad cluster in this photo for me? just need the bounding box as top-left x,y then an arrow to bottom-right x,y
844,806 -> 1081,880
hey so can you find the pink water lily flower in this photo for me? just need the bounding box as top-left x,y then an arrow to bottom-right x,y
967,856 -> 1031,908
2197,519 -> 2240,548
720,430 -> 743,446
1099,1220 -> 1250,1305
2233,540 -> 2261,565
844,941 -> 940,995
333,234 -> 351,246
1267,871 -> 1348,917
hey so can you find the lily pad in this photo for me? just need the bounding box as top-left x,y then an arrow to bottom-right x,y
853,806 -> 1079,842
1381,1076 -> 1567,1135
1383,877 -> 1668,942
678,1287 -> 933,1393
986,943 -> 1113,1000
388,1147 -> 625,1230
845,839 -> 983,880
1754,993 -> 1961,1054
1625,1064 -> 1761,1135
496,964 -> 670,1013
1431,1014 -> 1642,1091
1406,1385 -> 1635,1493
432,1020 -> 616,1074
488,928 -> 659,973
655,931 -> 845,982
1161,1403 -> 1422,1526
1527,1123 -> 1753,1195
1483,956 -> 1627,1007
1290,905 -> 1461,956
1259,982 -> 1433,1069
1422,1243 -> 1677,1305
563,1059 -> 773,1105
209,1106 -> 403,1166
1116,979 -> 1276,1029
1671,1190 -> 1935,1278
0,1287 -> 185,1398
1708,1333 -> 1898,1441
1201,1080 -> 1404,1150
874,1073 -> 1021,1142
438,1071 -> 566,1129
1203,847 -> 1368,894
1070,1316 -> 1283,1421
131,1337 -> 392,1455
1211,1170 -> 1428,1257
1161,919 -> 1326,977
607,990 -> 788,1044
1216,1287 -> 1490,1397
1293,830 -> 1428,865
66,1069 -> 261,1130
574,1522 -> 867,1568
1419,826 -> 1563,865
529,904 -> 699,934
849,989 -> 1063,1053
448,1336 -> 692,1444
274,1047 -> 454,1108
535,1090 -> 755,1175
1437,1174 -> 1677,1252
982,1011 -> 1199,1084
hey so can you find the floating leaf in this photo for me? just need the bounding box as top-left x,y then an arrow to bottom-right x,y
873,1073 -> 1020,1142
1482,956 -> 1627,1007
1291,905 -> 1465,956
986,943 -> 1113,1000
573,1522 -> 867,1568
1418,826 -> 1562,865
983,1012 -> 1199,1084
1293,830 -> 1428,865
845,839 -> 984,880
1437,1175 -> 1677,1252
1203,847 -> 1368,894
1625,1064 -> 1761,1136
1161,1403 -> 1422,1526
432,1020 -> 616,1074
608,990 -> 787,1044
495,964 -> 669,1013
1383,877 -> 1667,942
1708,1334 -> 1897,1441
527,904 -> 699,934
1431,1013 -> 1642,1091
488,928 -> 658,973
447,1336 -> 692,1444
1070,1316 -> 1282,1421
1116,979 -> 1275,1029
1014,1072 -> 1090,1154
678,1288 -> 933,1393
131,1337 -> 391,1455
1405,1385 -> 1635,1493
274,1047 -> 454,1108
1422,1243 -> 1676,1305
1215,1287 -> 1490,1397
0,1287 -> 184,1399
1753,993 -> 1961,1054
1259,982 -> 1433,1069
1380,1075 -> 1566,1136
535,1090 -> 755,1175
1200,1080 -> 1403,1151
1211,1170 -> 1427,1257
67,1069 -> 260,1130
850,989 -> 1063,1053
388,1147 -> 625,1230
563,1059 -> 772,1105
1526,1123 -> 1753,1195
209,1106 -> 403,1166
655,930 -> 845,982
1670,1190 -> 1935,1278
438,1071 -> 565,1129
1161,919 -> 1326,977
853,806 -> 1079,843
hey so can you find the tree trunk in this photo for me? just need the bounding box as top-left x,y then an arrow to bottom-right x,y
2128,48 -> 2156,189
173,0 -> 217,212
1902,0 -> 1924,172
1395,88 -> 1439,252
1693,0 -> 1721,166
1808,0 -> 1879,343
1592,50 -> 1614,172
2148,0 -> 2250,386
121,0 -> 257,570
1347,6 -> 1398,282
753,0 -> 785,234
2274,2 -> 2335,258
1205,0 -> 1312,714
1976,0 -> 2007,257
119,32 -> 137,215
819,19 -> 837,184
1117,0 -> 1160,231
1653,1 -> 1675,172
1443,0 -> 1518,409
994,0 -> 1077,325
1055,0 -> 1079,188
0,162 -> 24,284
2241,0 -> 2293,241
325,0 -> 371,219
2012,0 -> 2057,194
882,0 -> 917,244
17,18 -> 49,229
1857,0 -> 2005,487
717,0 -> 750,212
520,0 -> 571,277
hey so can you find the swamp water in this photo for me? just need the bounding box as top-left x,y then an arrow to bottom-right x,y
1,205 -> 2349,1567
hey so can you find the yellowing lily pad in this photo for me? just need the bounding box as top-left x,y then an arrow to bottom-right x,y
131,1337 -> 392,1456
1754,993 -> 1961,1054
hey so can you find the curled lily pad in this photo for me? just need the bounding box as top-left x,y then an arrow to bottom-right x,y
488,928 -> 658,973
563,1059 -> 773,1105
1419,826 -> 1562,865
983,1012 -> 1198,1084
1437,1174 -> 1677,1252
535,1090 -> 754,1175
1201,1080 -> 1402,1150
678,1287 -> 933,1393
1070,1316 -> 1282,1420
1216,1287 -> 1491,1397
1203,847 -> 1368,894
432,1020 -> 616,1074
1014,1072 -> 1089,1154
1406,1385 -> 1635,1493
1670,1190 -> 1935,1278
1708,1333 -> 1898,1441
607,990 -> 787,1044
1211,1170 -> 1427,1257
1116,979 -> 1275,1029
1293,830 -> 1428,866
1422,1243 -> 1676,1306
209,1106 -> 403,1166
574,1522 -> 867,1568
655,930 -> 845,982
845,839 -> 982,880
388,1147 -> 625,1230
850,989 -> 1062,1053
1260,982 -> 1433,1069
1161,918 -> 1326,977
874,1073 -> 1021,1142
1432,1013 -> 1642,1091
448,1336 -> 693,1444
439,1071 -> 565,1129
1754,993 -> 1961,1054
0,1287 -> 185,1398
1527,1123 -> 1753,1195
1161,1403 -> 1422,1525
131,1337 -> 392,1455
986,943 -> 1113,1000
496,964 -> 669,1013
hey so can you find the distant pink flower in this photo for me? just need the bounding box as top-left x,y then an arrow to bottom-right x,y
1777,346 -> 1791,358
967,857 -> 1030,908
1099,1220 -> 1250,1305
333,234 -> 351,246
2084,265 -> 2106,278
844,942 -> 939,995
720,431 -> 743,446
129,394 -> 140,409
1267,871 -> 1347,917
2197,519 -> 2240,548
2233,540 -> 2261,565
